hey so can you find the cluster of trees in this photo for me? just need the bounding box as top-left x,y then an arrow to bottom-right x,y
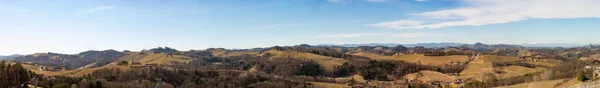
78,50 -> 127,67
0,61 -> 31,88
148,47 -> 179,54
358,60 -> 466,81
80,67 -> 310,88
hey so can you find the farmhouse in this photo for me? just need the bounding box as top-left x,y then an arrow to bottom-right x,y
39,67 -> 63,71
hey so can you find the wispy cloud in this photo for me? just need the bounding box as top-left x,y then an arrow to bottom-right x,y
367,20 -> 424,29
370,0 -> 600,29
76,6 -> 115,14
319,32 -> 441,38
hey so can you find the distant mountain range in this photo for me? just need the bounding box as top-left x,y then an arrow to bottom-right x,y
317,43 -> 467,48
0,54 -> 23,59
318,43 -> 592,48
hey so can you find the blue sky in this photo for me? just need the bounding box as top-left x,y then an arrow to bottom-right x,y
1,0 -> 600,55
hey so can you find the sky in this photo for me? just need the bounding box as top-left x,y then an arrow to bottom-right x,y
1,0 -> 600,55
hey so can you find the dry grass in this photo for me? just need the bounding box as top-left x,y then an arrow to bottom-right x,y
495,79 -> 567,88
494,66 -> 545,79
488,55 -> 521,63
310,82 -> 347,88
120,52 -> 191,65
352,52 -> 468,66
459,55 -> 546,81
404,70 -> 456,83
459,55 -> 496,81
267,50 -> 347,71
526,59 -> 562,67
336,75 -> 368,83
556,77 -> 579,88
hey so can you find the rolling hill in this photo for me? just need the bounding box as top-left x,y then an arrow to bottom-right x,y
263,49 -> 347,71
352,52 -> 469,66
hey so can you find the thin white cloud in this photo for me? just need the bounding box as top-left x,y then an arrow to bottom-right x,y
414,0 -> 427,2
371,0 -> 600,29
319,32 -> 441,38
77,6 -> 115,14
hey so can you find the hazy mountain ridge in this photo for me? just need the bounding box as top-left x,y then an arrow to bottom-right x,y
318,43 -> 592,48
317,43 -> 467,48
0,54 -> 23,59
9,50 -> 126,69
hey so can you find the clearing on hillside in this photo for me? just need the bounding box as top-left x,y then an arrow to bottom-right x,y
460,55 -> 546,81
119,52 -> 192,65
494,66 -> 545,79
352,52 -> 468,66
404,70 -> 456,83
495,79 -> 567,88
459,55 -> 497,81
310,82 -> 347,88
266,50 -> 347,71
